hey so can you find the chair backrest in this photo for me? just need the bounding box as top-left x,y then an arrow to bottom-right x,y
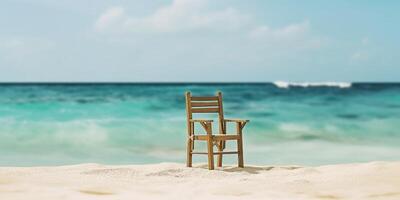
185,92 -> 225,135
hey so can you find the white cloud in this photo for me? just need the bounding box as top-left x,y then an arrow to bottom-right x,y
248,20 -> 322,49
94,0 -> 250,34
93,1 -> 321,50
93,0 -> 324,51
249,21 -> 310,40
94,6 -> 125,32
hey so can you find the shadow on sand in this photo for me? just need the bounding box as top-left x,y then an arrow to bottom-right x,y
195,164 -> 302,174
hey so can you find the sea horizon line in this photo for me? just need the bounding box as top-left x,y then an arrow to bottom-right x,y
0,81 -> 399,85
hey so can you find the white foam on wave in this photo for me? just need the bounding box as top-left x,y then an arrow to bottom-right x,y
273,81 -> 352,89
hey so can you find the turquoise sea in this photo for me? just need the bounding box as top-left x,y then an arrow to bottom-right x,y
0,83 -> 399,166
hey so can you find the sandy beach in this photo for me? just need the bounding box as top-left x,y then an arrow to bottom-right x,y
0,161 -> 399,200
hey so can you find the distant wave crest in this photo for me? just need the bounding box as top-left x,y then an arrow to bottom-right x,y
273,81 -> 352,89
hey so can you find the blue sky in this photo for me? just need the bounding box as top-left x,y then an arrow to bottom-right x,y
0,0 -> 399,82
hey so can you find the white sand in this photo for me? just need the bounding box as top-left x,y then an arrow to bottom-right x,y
0,162 -> 399,200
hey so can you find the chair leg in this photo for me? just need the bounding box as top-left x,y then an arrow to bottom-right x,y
217,141 -> 223,167
191,124 -> 195,150
207,137 -> 214,170
237,136 -> 244,168
186,138 -> 192,167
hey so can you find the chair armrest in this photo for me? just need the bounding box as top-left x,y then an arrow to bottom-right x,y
224,119 -> 249,123
224,119 -> 249,134
190,119 -> 214,123
189,119 -> 213,135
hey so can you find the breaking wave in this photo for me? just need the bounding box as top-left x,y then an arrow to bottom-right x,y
273,81 -> 352,89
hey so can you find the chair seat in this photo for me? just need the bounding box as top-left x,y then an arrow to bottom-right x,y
192,134 -> 240,141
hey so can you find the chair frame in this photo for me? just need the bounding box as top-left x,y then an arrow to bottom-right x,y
185,91 -> 249,170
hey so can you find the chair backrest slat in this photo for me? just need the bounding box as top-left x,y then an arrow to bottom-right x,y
191,102 -> 219,107
191,108 -> 219,113
191,96 -> 219,101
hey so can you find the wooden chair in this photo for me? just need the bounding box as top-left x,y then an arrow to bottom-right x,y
185,91 -> 249,170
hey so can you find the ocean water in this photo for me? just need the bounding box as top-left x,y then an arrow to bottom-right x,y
0,83 -> 399,166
